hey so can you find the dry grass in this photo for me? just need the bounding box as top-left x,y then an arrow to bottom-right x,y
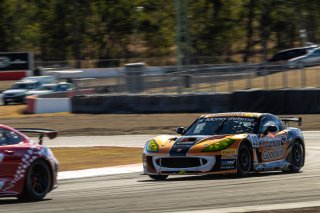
0,80 -> 15,91
0,105 -> 70,118
0,110 -> 319,136
51,147 -> 142,171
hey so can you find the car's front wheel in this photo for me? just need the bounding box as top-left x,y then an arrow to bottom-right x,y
148,175 -> 168,181
237,143 -> 252,177
18,160 -> 52,201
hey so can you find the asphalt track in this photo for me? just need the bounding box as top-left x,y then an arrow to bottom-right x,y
0,132 -> 320,212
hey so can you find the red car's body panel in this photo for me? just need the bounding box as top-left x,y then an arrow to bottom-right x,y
0,124 -> 58,198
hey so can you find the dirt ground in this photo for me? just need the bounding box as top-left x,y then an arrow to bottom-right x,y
0,105 -> 319,136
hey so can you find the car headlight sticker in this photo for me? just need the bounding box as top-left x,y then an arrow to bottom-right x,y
202,138 -> 235,152
146,139 -> 159,152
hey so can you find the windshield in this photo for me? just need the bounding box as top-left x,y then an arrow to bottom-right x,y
37,85 -> 56,91
184,117 -> 258,136
11,83 -> 38,90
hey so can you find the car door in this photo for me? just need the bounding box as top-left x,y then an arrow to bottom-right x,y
0,128 -> 24,181
257,115 -> 288,163
304,49 -> 320,64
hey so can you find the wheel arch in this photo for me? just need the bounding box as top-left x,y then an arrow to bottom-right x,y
239,139 -> 253,153
24,158 -> 54,191
236,139 -> 253,176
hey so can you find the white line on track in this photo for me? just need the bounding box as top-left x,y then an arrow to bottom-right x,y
172,201 -> 320,213
58,163 -> 142,180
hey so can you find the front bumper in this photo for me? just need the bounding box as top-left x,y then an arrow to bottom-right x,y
143,155 -> 237,175
3,95 -> 25,103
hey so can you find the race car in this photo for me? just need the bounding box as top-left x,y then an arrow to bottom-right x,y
0,125 -> 59,201
143,112 -> 305,180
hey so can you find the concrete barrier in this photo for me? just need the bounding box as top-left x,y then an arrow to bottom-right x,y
36,98 -> 71,113
26,89 -> 94,114
26,96 -> 71,114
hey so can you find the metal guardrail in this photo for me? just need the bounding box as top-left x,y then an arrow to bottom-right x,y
73,64 -> 320,95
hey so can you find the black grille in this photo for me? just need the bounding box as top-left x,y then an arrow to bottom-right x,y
156,157 -> 207,168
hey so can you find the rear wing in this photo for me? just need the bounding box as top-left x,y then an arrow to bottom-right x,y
280,117 -> 302,127
16,128 -> 58,145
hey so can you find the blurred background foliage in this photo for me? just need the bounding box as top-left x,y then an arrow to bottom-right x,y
0,0 -> 320,67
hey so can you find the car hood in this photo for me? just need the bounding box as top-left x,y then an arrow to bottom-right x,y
2,89 -> 27,94
26,90 -> 50,95
150,134 -> 248,155
288,55 -> 306,62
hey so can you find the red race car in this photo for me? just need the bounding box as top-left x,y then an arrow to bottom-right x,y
0,125 -> 59,201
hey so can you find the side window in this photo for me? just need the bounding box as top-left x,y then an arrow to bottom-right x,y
0,128 -> 22,146
258,116 -> 277,134
270,115 -> 285,131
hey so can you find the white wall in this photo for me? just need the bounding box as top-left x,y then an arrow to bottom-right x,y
35,98 -> 71,114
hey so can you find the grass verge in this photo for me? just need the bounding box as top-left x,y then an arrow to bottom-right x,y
51,147 -> 142,171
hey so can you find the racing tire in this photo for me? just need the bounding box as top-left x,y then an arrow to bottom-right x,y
17,160 -> 52,201
287,141 -> 304,173
237,143 -> 252,177
148,175 -> 168,181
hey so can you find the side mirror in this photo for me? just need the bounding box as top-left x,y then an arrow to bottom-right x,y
176,127 -> 185,135
264,125 -> 277,135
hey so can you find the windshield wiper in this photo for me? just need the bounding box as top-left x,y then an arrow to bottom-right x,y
214,118 -> 228,134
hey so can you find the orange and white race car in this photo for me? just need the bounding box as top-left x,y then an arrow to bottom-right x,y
143,112 -> 305,180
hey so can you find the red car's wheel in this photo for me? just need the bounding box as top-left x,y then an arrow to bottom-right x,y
18,160 -> 52,201
237,143 -> 252,177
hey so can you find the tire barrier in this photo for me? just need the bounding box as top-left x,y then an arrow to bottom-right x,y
72,93 -> 231,114
71,89 -> 320,114
232,89 -> 320,114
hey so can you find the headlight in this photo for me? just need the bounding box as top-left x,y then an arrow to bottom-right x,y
202,138 -> 235,152
146,139 -> 159,152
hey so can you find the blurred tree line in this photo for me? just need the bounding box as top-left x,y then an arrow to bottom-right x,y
0,0 -> 320,67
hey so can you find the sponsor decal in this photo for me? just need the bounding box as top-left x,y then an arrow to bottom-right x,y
203,117 -> 255,122
247,134 -> 287,148
259,136 -> 286,147
0,153 -> 4,162
220,159 -> 236,170
247,134 -> 259,148
263,149 -> 284,160
222,149 -> 237,157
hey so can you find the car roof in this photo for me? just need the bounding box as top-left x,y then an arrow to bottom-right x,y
15,80 -> 38,84
275,45 -> 318,54
200,112 -> 266,119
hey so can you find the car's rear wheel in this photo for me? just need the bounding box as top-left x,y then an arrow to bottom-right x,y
18,160 -> 52,201
288,141 -> 304,173
148,175 -> 168,181
237,143 -> 252,177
